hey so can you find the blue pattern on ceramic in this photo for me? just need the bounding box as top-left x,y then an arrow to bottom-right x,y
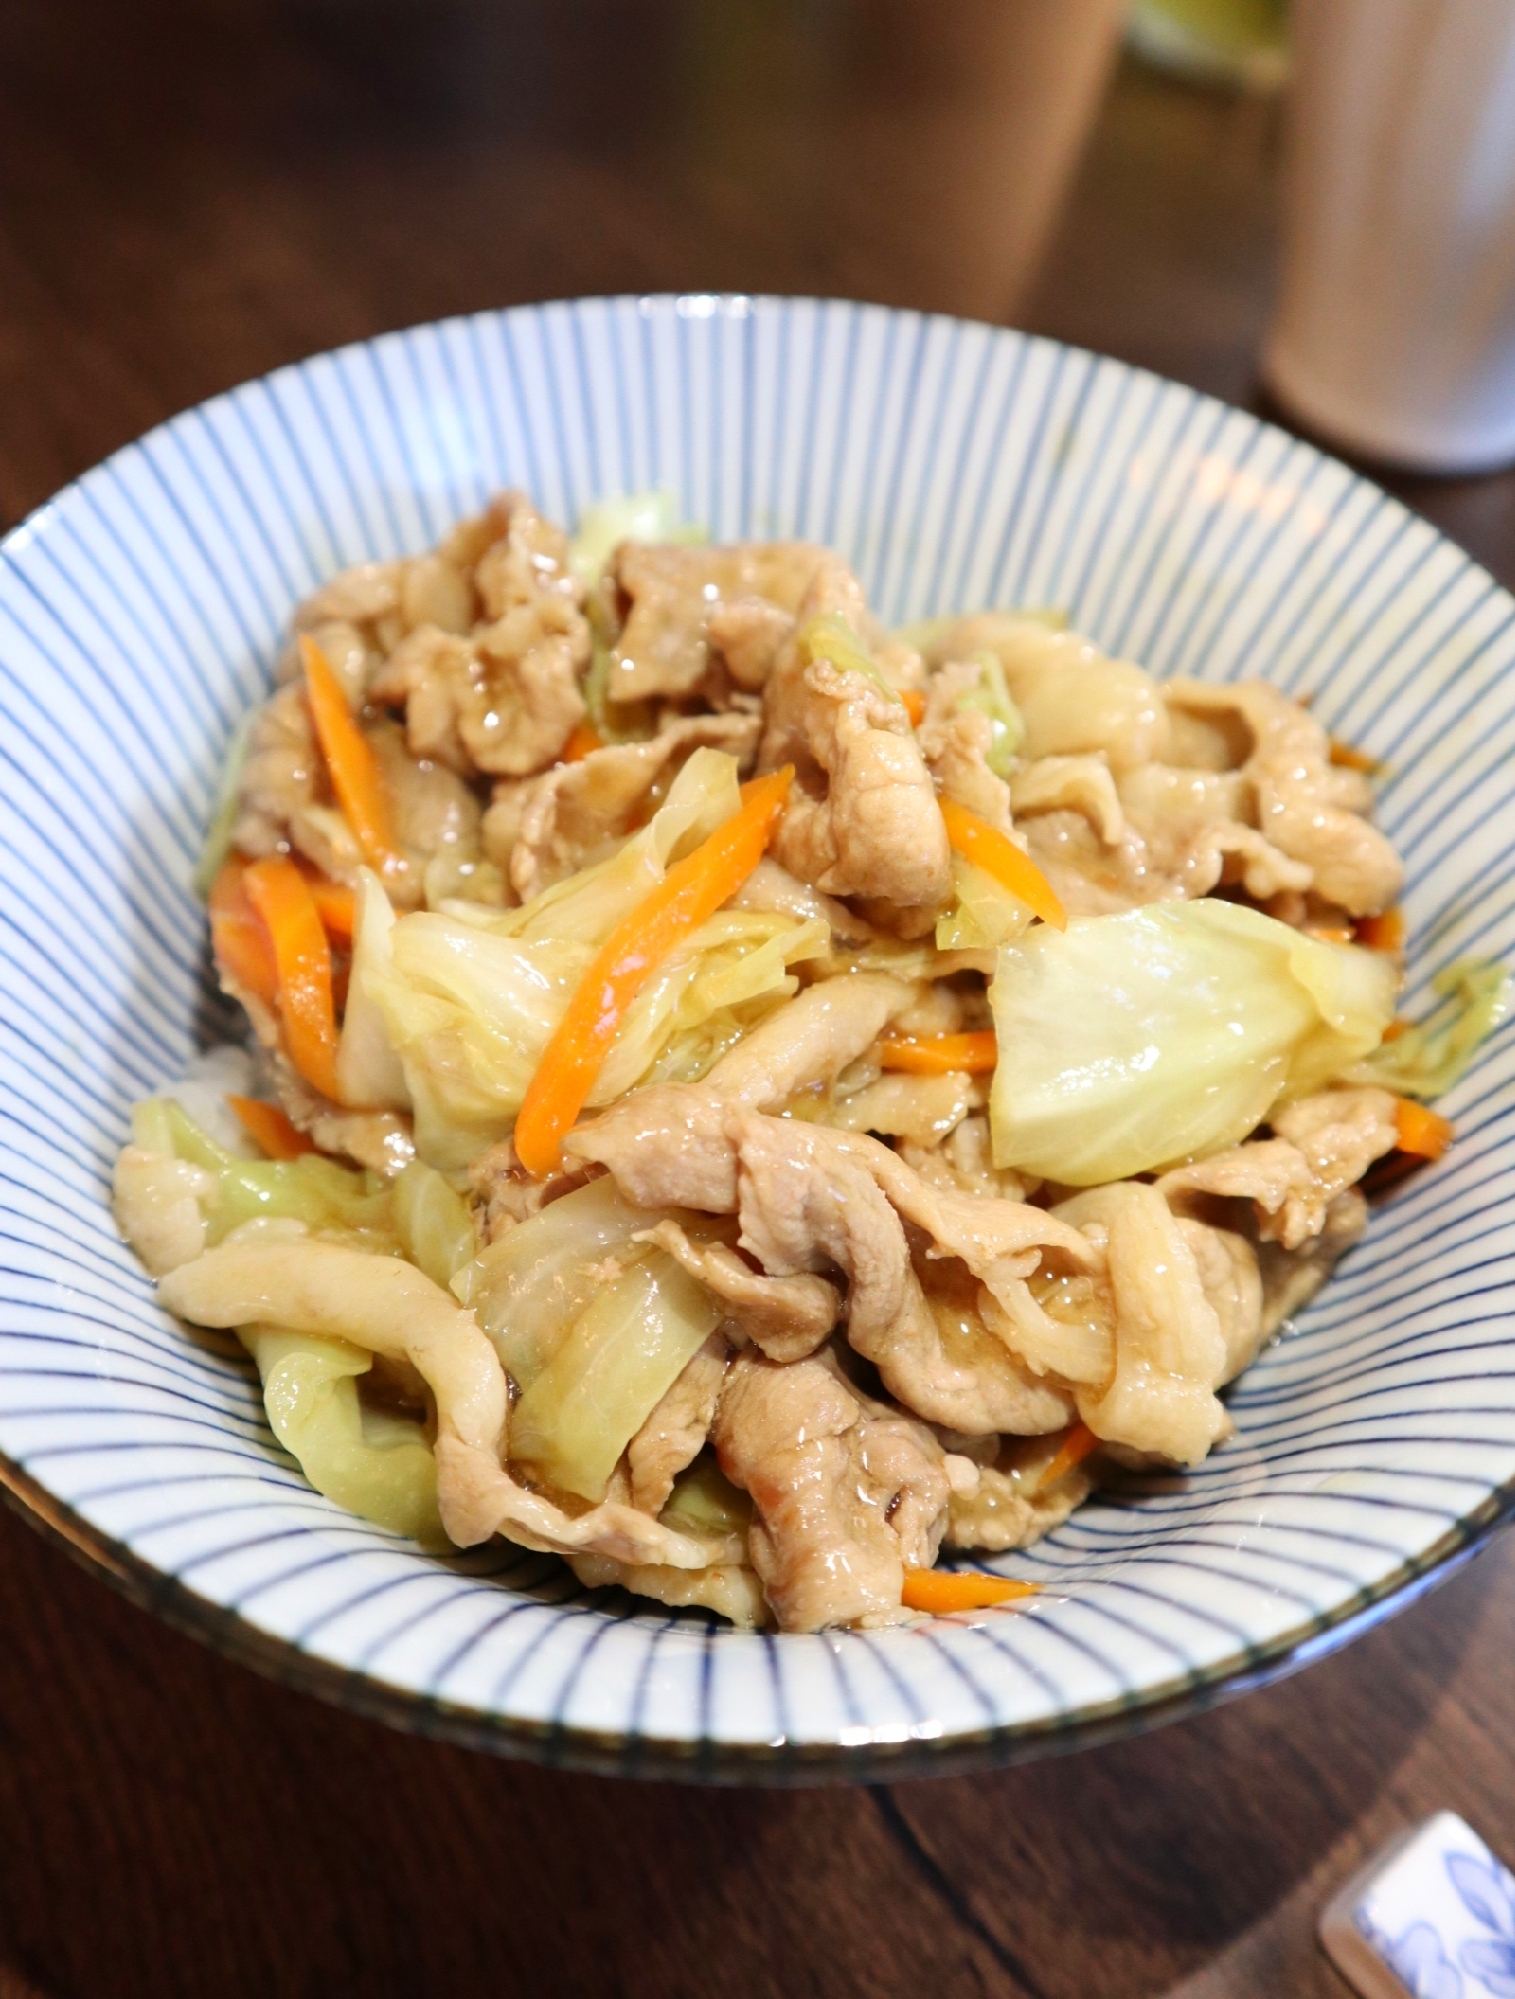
1451,1850 -> 1515,1997
2,295 -> 1514,1780
1354,1914 -> 1464,1999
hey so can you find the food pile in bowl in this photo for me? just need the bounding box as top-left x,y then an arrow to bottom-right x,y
112,489 -> 1500,1633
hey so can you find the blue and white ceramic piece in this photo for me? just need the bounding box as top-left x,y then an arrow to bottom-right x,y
1320,1811 -> 1515,1999
1,295 -> 1513,1780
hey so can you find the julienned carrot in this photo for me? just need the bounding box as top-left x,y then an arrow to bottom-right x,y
513,767 -> 795,1177
242,856 -> 342,1102
304,875 -> 356,942
208,858 -> 279,1006
878,1030 -> 998,1076
226,1095 -> 315,1160
299,635 -> 401,877
1357,906 -> 1406,953
562,719 -> 605,763
901,1572 -> 1039,1615
1037,1421 -> 1100,1493
1395,1099 -> 1454,1162
1330,737 -> 1379,774
901,688 -> 926,728
939,798 -> 1066,931
289,853 -> 357,941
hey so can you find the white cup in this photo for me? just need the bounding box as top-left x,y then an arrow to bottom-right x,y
1264,0 -> 1515,473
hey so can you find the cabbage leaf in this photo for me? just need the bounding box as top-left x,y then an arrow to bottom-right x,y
455,745 -> 742,948
566,489 -> 705,588
660,1451 -> 752,1537
935,856 -> 1034,952
988,899 -> 1397,1184
453,1174 -> 695,1389
242,1324 -> 444,1545
132,1098 -> 395,1244
336,869 -> 410,1111
1349,959 -> 1508,1099
799,614 -> 905,705
392,1161 -> 477,1289
957,649 -> 1025,776
508,1248 -> 721,1503
372,751 -> 822,1167
370,918 -> 590,1168
192,708 -> 257,899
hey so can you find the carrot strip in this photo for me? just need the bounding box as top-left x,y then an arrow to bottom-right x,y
562,719 -> 604,763
900,688 -> 926,728
513,768 -> 795,1176
1330,738 -> 1379,774
878,1030 -> 998,1076
1395,1099 -> 1454,1161
242,856 -> 342,1102
902,1572 -> 1039,1615
290,857 -> 357,941
305,876 -> 356,942
1357,906 -> 1406,953
1384,1019 -> 1408,1043
300,634 -> 401,877
939,798 -> 1066,931
208,858 -> 279,1006
1037,1421 -> 1100,1493
226,1096 -> 315,1160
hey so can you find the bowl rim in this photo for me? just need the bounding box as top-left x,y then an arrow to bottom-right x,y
4,1446 -> 1510,1785
3,290 -> 1513,1784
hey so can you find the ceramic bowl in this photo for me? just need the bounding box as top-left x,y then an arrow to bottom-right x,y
2,295 -> 1512,1782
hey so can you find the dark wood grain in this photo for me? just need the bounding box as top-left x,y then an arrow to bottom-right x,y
2,7 -> 1513,1996
4,1495 -> 1514,1999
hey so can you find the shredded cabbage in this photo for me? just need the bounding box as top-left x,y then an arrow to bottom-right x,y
132,1098 -> 394,1245
1351,959 -> 1509,1099
453,1175 -> 668,1390
463,745 -> 742,947
336,869 -> 410,1112
242,1324 -> 444,1545
799,614 -> 904,703
816,932 -> 992,984
988,899 -> 1398,1184
581,643 -> 641,744
371,920 -> 591,1169
508,1247 -> 721,1503
596,910 -> 827,1100
566,489 -> 705,588
958,650 -> 1025,776
192,708 -> 257,899
372,751 -> 821,1167
660,1451 -> 751,1536
935,856 -> 1035,952
392,1161 -> 476,1289
380,903 -> 823,1169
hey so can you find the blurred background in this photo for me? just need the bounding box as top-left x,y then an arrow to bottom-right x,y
1,0 -> 1506,582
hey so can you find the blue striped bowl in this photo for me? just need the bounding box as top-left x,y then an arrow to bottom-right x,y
2,295 -> 1513,1782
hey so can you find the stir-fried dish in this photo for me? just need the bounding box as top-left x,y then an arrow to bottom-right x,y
113,492 -> 1505,1632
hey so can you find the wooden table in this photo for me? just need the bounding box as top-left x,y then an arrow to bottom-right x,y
2,8 -> 1512,1995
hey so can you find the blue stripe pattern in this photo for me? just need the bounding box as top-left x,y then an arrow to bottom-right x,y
2,296 -> 1513,1782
